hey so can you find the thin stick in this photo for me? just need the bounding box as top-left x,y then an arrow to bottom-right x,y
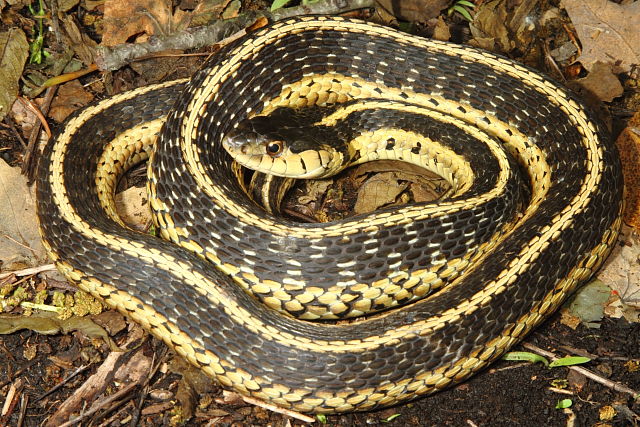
21,86 -> 57,180
0,264 -> 56,280
35,365 -> 90,402
17,393 -> 28,427
17,97 -> 52,139
241,396 -> 316,423
57,382 -> 140,427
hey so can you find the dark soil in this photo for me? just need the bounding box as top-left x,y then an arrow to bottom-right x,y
2,310 -> 638,426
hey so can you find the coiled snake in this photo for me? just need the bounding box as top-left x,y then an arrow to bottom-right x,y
37,16 -> 623,413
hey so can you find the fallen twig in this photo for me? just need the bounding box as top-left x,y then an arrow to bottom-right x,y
0,264 -> 56,280
241,395 -> 316,423
57,381 -> 140,427
35,365 -> 90,402
21,86 -> 57,181
96,0 -> 375,71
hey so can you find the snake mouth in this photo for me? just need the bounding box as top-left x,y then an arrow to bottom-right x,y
221,128 -> 254,155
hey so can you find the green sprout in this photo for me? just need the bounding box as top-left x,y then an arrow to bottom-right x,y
447,0 -> 475,22
556,399 -> 572,409
28,0 -> 48,64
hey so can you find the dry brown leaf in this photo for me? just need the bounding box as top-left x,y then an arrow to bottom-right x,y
10,96 -> 44,139
597,225 -> 640,321
0,159 -> 46,270
560,309 -> 582,330
376,0 -> 449,22
220,0 -> 240,20
469,0 -> 541,53
574,61 -> 623,103
353,160 -> 450,203
298,180 -> 333,205
58,0 -> 80,12
432,16 -> 451,42
60,14 -> 97,64
102,0 -> 228,46
113,347 -> 152,384
354,172 -> 408,214
562,0 -> 640,73
0,28 -> 28,121
102,0 -> 186,46
115,186 -> 152,231
48,80 -> 94,123
616,110 -> 640,229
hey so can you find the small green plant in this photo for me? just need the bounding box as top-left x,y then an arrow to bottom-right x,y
556,399 -> 572,409
382,413 -> 401,423
502,351 -> 549,366
549,356 -> 590,368
28,0 -> 48,64
503,352 -> 591,368
447,0 -> 475,22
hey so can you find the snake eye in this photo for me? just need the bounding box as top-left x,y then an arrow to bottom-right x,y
266,141 -> 284,157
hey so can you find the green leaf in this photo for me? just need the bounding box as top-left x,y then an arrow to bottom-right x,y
316,414 -> 327,424
453,5 -> 474,21
456,0 -> 476,8
383,414 -> 401,422
503,351 -> 549,366
270,0 -> 292,11
29,34 -> 45,64
549,356 -> 591,368
556,399 -> 572,409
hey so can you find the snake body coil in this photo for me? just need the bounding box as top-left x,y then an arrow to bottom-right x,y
37,16 -> 622,413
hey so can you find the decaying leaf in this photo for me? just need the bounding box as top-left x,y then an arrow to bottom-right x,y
102,0 -> 179,46
60,14 -> 98,64
376,0 -> 449,23
469,0 -> 542,53
564,280 -> 612,329
616,111 -> 640,229
572,61 -> 623,103
597,225 -> 640,322
354,160 -> 450,204
10,95 -> 43,139
354,172 -> 409,215
102,0 -> 228,46
115,186 -> 153,231
562,0 -> 640,73
432,16 -> 451,42
0,28 -> 29,121
0,159 -> 46,270
48,80 -> 94,123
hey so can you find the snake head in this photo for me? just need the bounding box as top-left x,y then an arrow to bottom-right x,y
223,122 -> 285,157
222,116 -> 338,179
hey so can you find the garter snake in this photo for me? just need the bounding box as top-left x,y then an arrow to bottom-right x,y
36,16 -> 623,413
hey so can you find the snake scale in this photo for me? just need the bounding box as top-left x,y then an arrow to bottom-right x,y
36,16 -> 623,413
